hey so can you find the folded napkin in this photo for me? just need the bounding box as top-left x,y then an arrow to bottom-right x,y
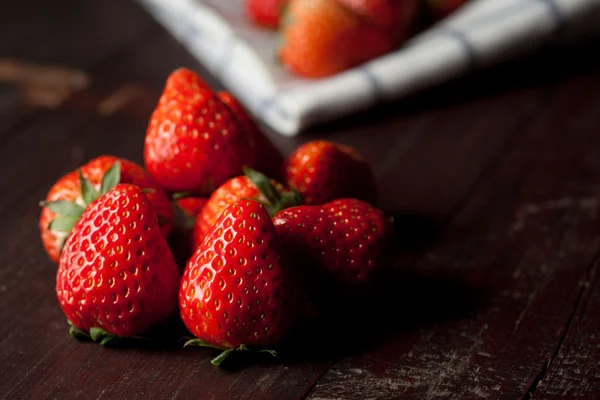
138,0 -> 600,136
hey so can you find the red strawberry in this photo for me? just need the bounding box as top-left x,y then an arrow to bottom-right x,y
273,198 -> 394,299
217,91 -> 284,180
279,0 -> 394,78
180,200 -> 299,366
144,69 -> 255,195
193,167 -> 301,249
163,67 -> 212,97
284,140 -> 377,205
425,0 -> 468,20
56,184 -> 180,341
174,196 -> 209,257
336,0 -> 419,44
40,156 -> 173,263
247,0 -> 288,28
176,196 -> 209,220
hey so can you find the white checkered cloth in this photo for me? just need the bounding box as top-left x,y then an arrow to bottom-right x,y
138,0 -> 600,136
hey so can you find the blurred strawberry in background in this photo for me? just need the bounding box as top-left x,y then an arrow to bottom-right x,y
247,0 -> 467,79
247,0 -> 288,28
336,0 -> 419,44
279,0 -> 418,78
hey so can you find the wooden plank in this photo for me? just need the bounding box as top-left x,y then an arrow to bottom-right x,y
533,260 -> 600,399
0,0 -> 158,138
0,32 -> 548,400
306,50 -> 600,400
2,2 -> 599,399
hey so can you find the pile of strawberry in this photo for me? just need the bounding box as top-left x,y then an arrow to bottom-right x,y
40,68 -> 394,366
246,0 -> 468,78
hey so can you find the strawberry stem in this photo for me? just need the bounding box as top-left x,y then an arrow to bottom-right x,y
183,338 -> 275,367
243,166 -> 303,216
211,348 -> 235,367
171,191 -> 192,200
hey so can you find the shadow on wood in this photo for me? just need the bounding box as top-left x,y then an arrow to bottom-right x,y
273,269 -> 487,366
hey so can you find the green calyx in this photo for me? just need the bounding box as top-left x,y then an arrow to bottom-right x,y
243,166 -> 302,217
171,191 -> 192,200
67,320 -> 148,346
183,338 -> 277,368
68,321 -> 120,346
79,160 -> 121,205
42,161 -> 121,251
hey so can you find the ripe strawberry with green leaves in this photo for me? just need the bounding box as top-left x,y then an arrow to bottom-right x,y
284,140 -> 377,205
181,200 -> 299,366
279,0 -> 393,78
193,167 -> 301,249
40,156 -> 172,263
246,0 -> 288,28
144,69 -> 255,195
273,198 -> 394,298
57,184 -> 180,342
217,91 -> 284,180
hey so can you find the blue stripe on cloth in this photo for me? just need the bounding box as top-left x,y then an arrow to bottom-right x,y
538,0 -> 567,35
437,28 -> 478,69
360,66 -> 385,102
257,94 -> 292,122
257,95 -> 277,120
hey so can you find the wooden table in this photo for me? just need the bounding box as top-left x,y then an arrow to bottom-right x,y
2,1 -> 600,399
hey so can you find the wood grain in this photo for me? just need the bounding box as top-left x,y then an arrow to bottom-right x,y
1,1 -> 600,399
306,46 -> 600,400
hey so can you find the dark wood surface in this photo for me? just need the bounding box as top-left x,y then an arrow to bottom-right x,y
1,1 -> 600,399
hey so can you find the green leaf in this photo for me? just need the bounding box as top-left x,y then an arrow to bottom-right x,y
68,321 -> 90,341
99,335 -> 120,346
211,348 -> 234,367
89,327 -> 108,342
42,200 -> 85,217
100,161 -> 121,195
78,170 -> 99,205
243,166 -> 281,205
183,338 -> 226,350
48,215 -> 79,232
258,349 -> 277,358
171,192 -> 192,200
89,327 -> 122,346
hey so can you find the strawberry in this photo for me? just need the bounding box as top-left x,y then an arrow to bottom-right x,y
279,0 -> 394,78
273,198 -> 394,300
56,184 -> 180,342
175,196 -> 209,221
173,195 -> 209,258
284,140 -> 377,205
336,0 -> 419,44
144,69 -> 255,195
425,0 -> 468,20
180,200 -> 299,366
40,156 -> 173,263
246,0 -> 288,28
217,91 -> 284,180
193,167 -> 301,249
165,67 -> 212,94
